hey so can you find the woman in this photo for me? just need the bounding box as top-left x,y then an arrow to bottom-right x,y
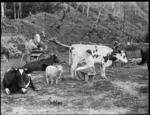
25,33 -> 43,54
75,49 -> 96,82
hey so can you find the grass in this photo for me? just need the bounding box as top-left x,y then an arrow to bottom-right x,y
1,52 -> 149,114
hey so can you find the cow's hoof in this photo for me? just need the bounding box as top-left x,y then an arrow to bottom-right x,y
21,88 -> 27,94
5,88 -> 11,95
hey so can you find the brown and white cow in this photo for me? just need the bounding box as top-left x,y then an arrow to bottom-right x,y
69,44 -> 128,79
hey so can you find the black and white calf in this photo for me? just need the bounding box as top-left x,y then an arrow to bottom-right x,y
2,67 -> 38,95
69,44 -> 128,79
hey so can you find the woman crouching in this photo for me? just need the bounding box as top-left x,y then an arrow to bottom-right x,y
75,49 -> 96,84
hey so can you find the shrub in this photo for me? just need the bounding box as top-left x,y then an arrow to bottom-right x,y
124,44 -> 139,51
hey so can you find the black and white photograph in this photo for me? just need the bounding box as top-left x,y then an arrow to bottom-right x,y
1,2 -> 149,114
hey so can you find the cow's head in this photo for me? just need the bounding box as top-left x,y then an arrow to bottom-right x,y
12,67 -> 29,94
113,50 -> 128,63
104,50 -> 128,63
51,54 -> 60,63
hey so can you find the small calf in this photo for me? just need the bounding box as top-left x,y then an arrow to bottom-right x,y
45,65 -> 63,84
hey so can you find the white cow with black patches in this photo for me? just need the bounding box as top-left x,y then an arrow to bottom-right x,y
69,44 -> 128,79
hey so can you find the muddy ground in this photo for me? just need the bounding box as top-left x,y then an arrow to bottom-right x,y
1,52 -> 149,114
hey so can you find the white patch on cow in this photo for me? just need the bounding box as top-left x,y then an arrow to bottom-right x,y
27,74 -> 31,77
25,80 -> 30,88
25,74 -> 31,88
5,88 -> 10,95
21,88 -> 26,93
115,51 -> 128,63
19,69 -> 24,75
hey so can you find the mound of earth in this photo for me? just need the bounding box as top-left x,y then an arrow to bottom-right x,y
1,3 -> 148,56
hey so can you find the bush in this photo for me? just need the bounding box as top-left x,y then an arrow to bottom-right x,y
4,2 -> 64,19
5,9 -> 14,19
124,44 -> 139,51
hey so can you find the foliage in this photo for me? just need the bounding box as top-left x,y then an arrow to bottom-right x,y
1,2 -> 148,55
125,44 -> 140,51
5,2 -> 64,19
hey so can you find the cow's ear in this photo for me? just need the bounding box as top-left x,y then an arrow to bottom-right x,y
24,68 -> 28,72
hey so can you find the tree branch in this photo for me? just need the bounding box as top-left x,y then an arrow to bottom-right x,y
59,10 -> 66,22
47,37 -> 70,49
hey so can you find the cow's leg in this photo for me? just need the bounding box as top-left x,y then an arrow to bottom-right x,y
88,75 -> 95,86
121,62 -> 124,67
101,65 -> 107,79
91,75 -> 95,84
5,88 -> 11,95
71,61 -> 79,79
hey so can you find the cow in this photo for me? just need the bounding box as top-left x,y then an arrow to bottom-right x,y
138,48 -> 149,74
19,54 -> 60,74
2,67 -> 38,95
69,44 -> 128,79
1,47 -> 10,62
